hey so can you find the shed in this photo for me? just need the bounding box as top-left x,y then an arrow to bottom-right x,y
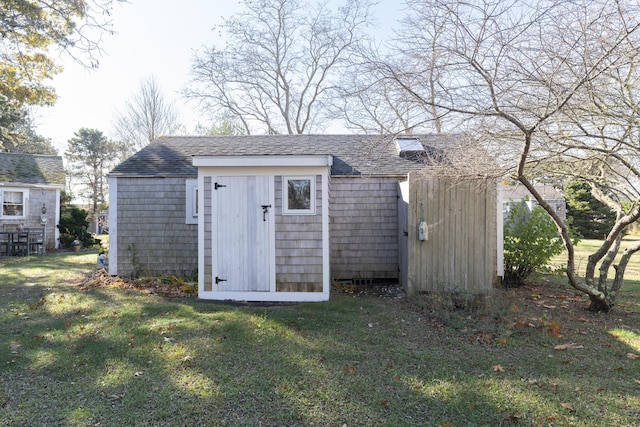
0,152 -> 65,251
108,135 -> 502,301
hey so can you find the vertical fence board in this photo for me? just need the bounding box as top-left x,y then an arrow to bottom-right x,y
407,173 -> 497,295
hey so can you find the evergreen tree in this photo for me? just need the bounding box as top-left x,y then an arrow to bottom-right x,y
1,95 -> 57,154
564,180 -> 615,239
65,128 -> 120,214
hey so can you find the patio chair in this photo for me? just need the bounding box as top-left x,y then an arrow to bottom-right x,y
28,229 -> 45,255
10,232 -> 28,256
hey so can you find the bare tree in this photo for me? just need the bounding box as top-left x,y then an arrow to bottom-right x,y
184,0 -> 374,135
340,55 -> 443,134
112,75 -> 181,156
194,119 -> 247,136
341,1 -> 451,134
385,0 -> 640,311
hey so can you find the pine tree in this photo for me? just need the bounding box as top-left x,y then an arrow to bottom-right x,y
564,180 -> 615,239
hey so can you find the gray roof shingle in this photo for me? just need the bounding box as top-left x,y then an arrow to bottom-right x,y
0,153 -> 65,186
503,184 -> 565,202
109,134 -> 456,177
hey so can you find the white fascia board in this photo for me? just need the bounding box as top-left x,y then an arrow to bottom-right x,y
192,155 -> 333,168
0,182 -> 65,190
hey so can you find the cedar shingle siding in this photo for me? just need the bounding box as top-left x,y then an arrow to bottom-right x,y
109,135 -> 466,283
203,177 -> 213,291
330,177 -> 399,280
0,153 -> 64,250
116,177 -> 197,276
275,175 -> 324,291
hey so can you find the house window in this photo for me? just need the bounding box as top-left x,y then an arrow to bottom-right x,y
1,190 -> 26,218
283,176 -> 315,214
185,179 -> 198,224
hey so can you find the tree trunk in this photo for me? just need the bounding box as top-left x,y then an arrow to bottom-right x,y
596,233 -> 621,293
518,175 -> 611,309
596,239 -> 640,311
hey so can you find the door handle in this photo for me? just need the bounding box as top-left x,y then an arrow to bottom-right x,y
261,204 -> 272,221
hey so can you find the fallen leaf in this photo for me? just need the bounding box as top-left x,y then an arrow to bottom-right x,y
627,353 -> 639,360
554,343 -> 584,350
561,402 -> 575,411
502,412 -> 522,420
441,422 -> 452,427
343,365 -> 356,375
546,321 -> 562,337
493,365 -> 504,372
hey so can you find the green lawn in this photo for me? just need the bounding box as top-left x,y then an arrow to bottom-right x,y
0,250 -> 638,426
549,236 -> 640,298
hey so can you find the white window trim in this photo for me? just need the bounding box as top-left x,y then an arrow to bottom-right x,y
1,188 -> 28,219
282,176 -> 315,215
185,179 -> 198,224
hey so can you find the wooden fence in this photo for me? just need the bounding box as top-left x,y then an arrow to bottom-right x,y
402,172 -> 499,295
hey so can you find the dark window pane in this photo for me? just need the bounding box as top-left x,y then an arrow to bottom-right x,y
288,179 -> 311,210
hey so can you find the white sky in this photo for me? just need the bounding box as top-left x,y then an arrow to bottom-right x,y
34,0 -> 403,154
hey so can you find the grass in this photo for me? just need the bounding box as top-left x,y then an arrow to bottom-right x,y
0,248 -> 639,426
548,236 -> 640,299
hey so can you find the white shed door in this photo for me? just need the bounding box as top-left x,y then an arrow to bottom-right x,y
213,176 -> 272,292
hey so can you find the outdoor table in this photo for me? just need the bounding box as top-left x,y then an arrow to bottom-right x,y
0,230 -> 44,256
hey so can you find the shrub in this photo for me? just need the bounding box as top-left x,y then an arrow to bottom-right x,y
503,202 -> 565,286
57,205 -> 99,249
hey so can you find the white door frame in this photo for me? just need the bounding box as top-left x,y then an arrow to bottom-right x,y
195,157 -> 332,302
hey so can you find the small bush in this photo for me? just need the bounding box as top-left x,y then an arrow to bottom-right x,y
57,206 -> 99,249
503,202 -> 565,286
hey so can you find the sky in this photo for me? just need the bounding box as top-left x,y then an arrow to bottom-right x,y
34,0 -> 404,155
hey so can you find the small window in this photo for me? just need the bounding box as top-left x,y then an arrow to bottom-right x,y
283,176 -> 315,215
2,190 -> 26,218
185,179 -> 198,224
